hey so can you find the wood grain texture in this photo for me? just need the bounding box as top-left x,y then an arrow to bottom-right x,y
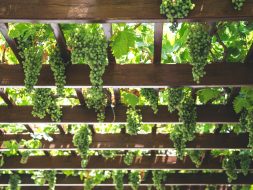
0,105 -> 238,124
0,0 -> 253,23
0,64 -> 253,87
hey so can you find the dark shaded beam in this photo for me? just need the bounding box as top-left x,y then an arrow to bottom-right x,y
1,0 -> 253,23
153,23 -> 163,64
50,23 -> 71,64
0,133 -> 249,151
0,173 -> 253,185
102,23 -> 116,65
0,156 -> 252,170
0,23 -> 22,64
1,64 -> 253,87
0,105 -> 239,124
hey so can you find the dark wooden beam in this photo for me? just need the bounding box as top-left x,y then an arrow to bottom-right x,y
153,23 -> 163,64
0,23 -> 23,64
0,173 -> 253,186
1,63 -> 253,87
0,155 -> 252,170
1,0 -> 253,23
0,105 -> 239,124
0,133 -> 249,151
102,23 -> 116,65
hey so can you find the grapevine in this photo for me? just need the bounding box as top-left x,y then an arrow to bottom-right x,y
140,89 -> 158,114
187,24 -> 212,83
73,126 -> 92,168
9,173 -> 20,190
22,46 -> 43,92
69,26 -> 108,122
152,171 -> 166,190
188,150 -> 203,168
48,47 -> 66,96
112,170 -> 124,190
124,151 -> 135,166
126,107 -> 142,135
239,152 -> 251,176
167,88 -> 184,113
129,171 -> 141,190
101,150 -> 117,160
170,125 -> 187,159
20,151 -> 30,164
32,88 -> 62,122
232,0 -> 245,10
43,170 -> 56,190
222,153 -> 238,182
160,0 -> 195,23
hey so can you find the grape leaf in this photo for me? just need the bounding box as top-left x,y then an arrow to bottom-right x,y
121,91 -> 139,107
197,88 -> 220,104
110,27 -> 136,58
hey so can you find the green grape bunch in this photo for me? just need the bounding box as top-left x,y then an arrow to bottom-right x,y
187,24 -> 212,83
123,151 -> 135,166
69,27 -> 108,122
232,0 -> 245,10
222,154 -> 238,182
160,0 -> 195,22
32,88 -> 62,122
140,88 -> 158,114
43,170 -> 57,190
112,170 -> 124,190
167,88 -> 184,113
48,47 -> 66,96
126,107 -> 142,135
129,171 -> 141,190
9,174 -> 21,190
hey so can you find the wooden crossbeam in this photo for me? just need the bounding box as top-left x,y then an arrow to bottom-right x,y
0,64 -> 253,88
0,133 -> 249,151
1,0 -> 253,23
0,173 -> 253,185
0,155 -> 252,170
0,105 -> 238,124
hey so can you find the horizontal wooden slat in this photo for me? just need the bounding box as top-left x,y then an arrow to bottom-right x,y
0,64 -> 253,88
0,155 -> 251,170
0,105 -> 238,124
0,133 -> 249,151
0,0 -> 253,23
0,173 -> 253,186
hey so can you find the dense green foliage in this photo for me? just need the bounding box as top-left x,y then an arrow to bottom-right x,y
9,174 -> 20,190
112,170 -> 124,190
140,89 -> 158,114
152,171 -> 166,190
43,171 -> 56,190
129,171 -> 141,190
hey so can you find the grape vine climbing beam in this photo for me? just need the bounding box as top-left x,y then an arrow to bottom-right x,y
0,133 -> 250,151
0,0 -> 253,23
1,156 -> 252,170
0,64 -> 253,88
0,105 -> 238,124
1,173 -> 253,186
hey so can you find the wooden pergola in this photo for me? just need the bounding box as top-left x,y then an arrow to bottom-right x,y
0,0 -> 253,189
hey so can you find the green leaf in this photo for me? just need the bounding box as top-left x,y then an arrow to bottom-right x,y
197,88 -> 220,104
233,96 -> 249,113
110,26 -> 136,58
121,91 -> 139,107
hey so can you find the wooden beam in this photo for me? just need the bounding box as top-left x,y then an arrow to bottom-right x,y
153,23 -> 163,64
0,89 -> 13,106
0,105 -> 239,124
0,64 -> 253,88
102,23 -> 116,65
0,133 -> 249,151
0,155 -> 251,170
1,0 -> 253,23
0,173 -> 253,185
0,23 -> 23,64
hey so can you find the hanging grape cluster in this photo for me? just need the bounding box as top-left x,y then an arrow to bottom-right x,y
170,92 -> 197,159
124,151 -> 136,166
73,126 -> 92,168
48,47 -> 66,96
126,107 -> 142,135
140,89 -> 159,114
112,170 -> 124,190
187,24 -> 212,83
232,0 -> 245,10
239,110 -> 253,148
9,173 -> 20,190
188,150 -> 203,168
43,171 -> 56,190
167,88 -> 184,113
152,171 -> 166,190
222,153 -> 238,182
129,171 -> 141,190
32,88 -> 62,122
69,27 -> 108,122
160,0 -> 195,22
